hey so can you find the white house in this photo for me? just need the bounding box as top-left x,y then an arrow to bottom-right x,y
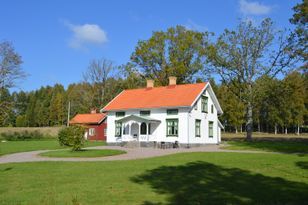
102,77 -> 223,146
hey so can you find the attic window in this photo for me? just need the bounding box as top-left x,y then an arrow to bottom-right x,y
140,110 -> 151,116
116,112 -> 125,117
167,109 -> 178,115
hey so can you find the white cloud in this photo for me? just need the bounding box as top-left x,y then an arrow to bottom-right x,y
239,0 -> 272,15
184,19 -> 207,32
65,22 -> 108,49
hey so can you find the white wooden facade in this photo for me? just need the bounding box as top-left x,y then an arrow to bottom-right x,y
105,83 -> 223,145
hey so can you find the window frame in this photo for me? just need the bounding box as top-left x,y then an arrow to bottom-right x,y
211,104 -> 214,114
116,112 -> 125,117
140,110 -> 151,116
209,121 -> 214,138
89,128 -> 95,136
167,109 -> 178,115
195,119 -> 201,137
201,96 -> 208,113
166,118 -> 179,137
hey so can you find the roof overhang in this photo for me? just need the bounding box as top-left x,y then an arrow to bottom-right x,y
116,114 -> 161,123
218,119 -> 224,129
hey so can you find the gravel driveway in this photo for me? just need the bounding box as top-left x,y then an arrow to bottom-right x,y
0,145 -> 264,164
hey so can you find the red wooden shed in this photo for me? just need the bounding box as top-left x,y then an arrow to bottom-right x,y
69,111 -> 107,141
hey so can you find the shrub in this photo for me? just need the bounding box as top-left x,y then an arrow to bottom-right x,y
58,125 -> 86,151
1,130 -> 50,141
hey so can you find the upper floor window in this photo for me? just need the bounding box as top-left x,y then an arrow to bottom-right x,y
140,110 -> 151,116
211,105 -> 214,114
201,96 -> 208,113
116,112 -> 125,117
167,109 -> 178,115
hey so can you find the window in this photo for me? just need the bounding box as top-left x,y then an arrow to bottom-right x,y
195,120 -> 201,137
201,96 -> 208,113
209,121 -> 214,138
115,121 -> 122,137
167,109 -> 178,115
123,124 -> 129,135
89,128 -> 95,136
141,122 -> 147,135
116,112 -> 125,117
166,119 -> 178,137
140,110 -> 151,116
211,105 -> 214,114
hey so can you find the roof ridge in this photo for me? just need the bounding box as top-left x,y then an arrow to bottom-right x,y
123,82 -> 207,92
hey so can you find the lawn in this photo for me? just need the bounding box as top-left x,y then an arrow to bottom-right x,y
223,140 -> 308,153
40,149 -> 126,158
1,152 -> 308,205
0,140 -> 106,156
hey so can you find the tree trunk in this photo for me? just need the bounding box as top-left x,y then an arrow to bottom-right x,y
274,124 -> 277,135
285,127 -> 288,134
235,127 -> 238,134
297,124 -> 300,135
240,125 -> 243,133
246,101 -> 253,141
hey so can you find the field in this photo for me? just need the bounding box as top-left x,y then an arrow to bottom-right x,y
1,129 -> 308,204
222,132 -> 308,140
1,152 -> 307,205
0,127 -> 62,138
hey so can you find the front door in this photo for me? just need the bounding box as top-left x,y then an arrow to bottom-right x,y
131,123 -> 139,141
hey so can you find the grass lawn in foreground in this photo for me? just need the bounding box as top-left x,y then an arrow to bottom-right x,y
40,149 -> 126,158
0,140 -> 106,156
223,140 -> 308,153
1,152 -> 308,205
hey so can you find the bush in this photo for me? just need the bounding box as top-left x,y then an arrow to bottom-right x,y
0,130 -> 50,141
58,125 -> 86,151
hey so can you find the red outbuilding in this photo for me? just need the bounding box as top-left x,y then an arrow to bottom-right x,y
69,110 -> 107,141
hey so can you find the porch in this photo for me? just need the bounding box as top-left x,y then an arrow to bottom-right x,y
116,115 -> 161,142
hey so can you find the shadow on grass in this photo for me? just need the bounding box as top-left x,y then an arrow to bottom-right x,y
226,140 -> 308,154
296,161 -> 308,169
132,161 -> 308,205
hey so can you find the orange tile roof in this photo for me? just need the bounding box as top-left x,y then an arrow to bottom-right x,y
103,82 -> 207,111
70,113 -> 106,124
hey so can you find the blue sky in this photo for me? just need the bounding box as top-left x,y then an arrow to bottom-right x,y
1,0 -> 299,91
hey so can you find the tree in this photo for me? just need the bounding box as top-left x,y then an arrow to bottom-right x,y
283,72 -> 306,134
207,19 -> 296,140
83,58 -> 114,107
0,41 -> 25,125
131,25 -> 209,85
289,0 -> 307,66
217,84 -> 245,133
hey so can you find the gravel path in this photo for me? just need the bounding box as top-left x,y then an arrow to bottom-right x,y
0,145 -> 266,164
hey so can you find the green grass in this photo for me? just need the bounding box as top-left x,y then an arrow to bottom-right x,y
223,140 -> 308,153
40,149 -> 126,158
1,152 -> 308,205
0,140 -> 106,156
